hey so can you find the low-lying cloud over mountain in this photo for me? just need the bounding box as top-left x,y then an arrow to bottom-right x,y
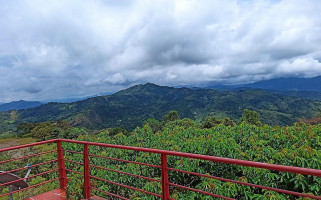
1,0 -> 321,102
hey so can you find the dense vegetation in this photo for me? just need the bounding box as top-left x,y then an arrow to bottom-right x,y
1,109 -> 321,199
1,83 -> 321,137
59,111 -> 321,199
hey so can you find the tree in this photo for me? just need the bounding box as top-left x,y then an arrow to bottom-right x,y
16,123 -> 37,136
163,111 -> 180,124
144,118 -> 162,133
62,128 -> 88,139
30,122 -> 56,141
108,127 -> 128,136
240,109 -> 261,126
201,116 -> 222,128
164,118 -> 196,129
222,118 -> 235,127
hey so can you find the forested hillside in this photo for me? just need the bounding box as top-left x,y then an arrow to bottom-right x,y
1,83 -> 321,135
243,76 -> 321,92
0,100 -> 42,112
62,116 -> 321,199
2,110 -> 321,199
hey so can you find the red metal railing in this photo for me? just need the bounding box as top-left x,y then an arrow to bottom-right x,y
1,138 -> 321,199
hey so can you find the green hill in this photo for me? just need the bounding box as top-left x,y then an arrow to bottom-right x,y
0,100 -> 42,112
1,83 -> 321,134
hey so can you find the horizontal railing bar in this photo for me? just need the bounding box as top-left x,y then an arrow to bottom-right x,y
91,187 -> 130,200
88,153 -> 162,168
0,139 -> 58,153
0,178 -> 59,197
60,139 -> 321,177
66,168 -> 83,175
64,159 -> 84,166
0,150 -> 57,165
2,139 -> 321,199
168,167 -> 321,200
0,168 -> 58,187
169,182 -> 235,200
0,159 -> 58,176
90,175 -> 162,198
64,149 -> 83,154
89,164 -> 161,183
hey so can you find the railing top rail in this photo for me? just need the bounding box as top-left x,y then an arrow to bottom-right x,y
1,138 -> 321,177
0,139 -> 59,152
1,138 -> 321,199
59,139 -> 321,177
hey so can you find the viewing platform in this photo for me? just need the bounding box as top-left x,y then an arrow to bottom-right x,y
1,139 -> 321,199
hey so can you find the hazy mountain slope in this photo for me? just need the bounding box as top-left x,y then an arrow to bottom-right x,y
268,90 -> 321,101
0,83 -> 321,133
243,76 -> 321,92
0,100 -> 42,112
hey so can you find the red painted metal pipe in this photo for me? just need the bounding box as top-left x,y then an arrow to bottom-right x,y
90,175 -> 162,198
66,168 -> 83,175
169,182 -> 235,200
168,167 -> 321,200
89,164 -> 161,183
83,144 -> 91,199
2,139 -> 321,199
0,139 -> 59,152
59,139 -> 321,177
0,159 -> 58,176
0,168 -> 58,187
88,152 -> 162,168
91,187 -> 130,200
0,149 -> 56,165
57,140 -> 67,189
0,178 -> 59,198
161,154 -> 170,200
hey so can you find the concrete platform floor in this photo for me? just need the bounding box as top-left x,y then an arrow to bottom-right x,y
23,189 -> 108,200
24,189 -> 66,200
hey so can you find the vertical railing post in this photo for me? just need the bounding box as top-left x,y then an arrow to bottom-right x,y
57,140 -> 67,189
161,154 -> 170,200
83,144 -> 91,199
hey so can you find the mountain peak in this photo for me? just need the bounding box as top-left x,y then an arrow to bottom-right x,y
115,83 -> 174,96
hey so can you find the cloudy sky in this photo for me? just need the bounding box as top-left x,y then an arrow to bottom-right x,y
1,0 -> 321,102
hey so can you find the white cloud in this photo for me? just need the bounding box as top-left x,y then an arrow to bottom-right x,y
0,0 -> 321,101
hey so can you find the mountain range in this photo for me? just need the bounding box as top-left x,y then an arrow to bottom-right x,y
243,76 -> 321,92
0,100 -> 42,112
203,76 -> 321,92
1,83 -> 321,134
2,76 -> 321,112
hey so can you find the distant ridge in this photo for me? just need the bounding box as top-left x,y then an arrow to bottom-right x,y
0,100 -> 42,112
243,76 -> 321,92
1,83 -> 321,134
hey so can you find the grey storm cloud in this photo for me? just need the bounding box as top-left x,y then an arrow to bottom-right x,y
1,0 -> 321,101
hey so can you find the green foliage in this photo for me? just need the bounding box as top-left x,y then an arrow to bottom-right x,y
106,127 -> 129,136
2,120 -> 321,199
162,110 -> 180,124
201,116 -> 222,128
18,121 -> 88,140
143,118 -> 162,133
240,109 -> 262,126
163,118 -> 196,130
2,84 -> 321,135
30,122 -> 56,141
60,120 -> 321,199
201,116 -> 235,128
